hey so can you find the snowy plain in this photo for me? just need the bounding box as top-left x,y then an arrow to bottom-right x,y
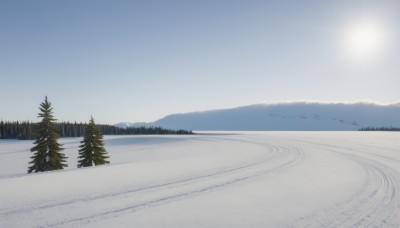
0,132 -> 399,227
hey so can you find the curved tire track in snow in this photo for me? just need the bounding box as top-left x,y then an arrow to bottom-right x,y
0,141 -> 276,216
1,137 -> 304,228
292,141 -> 400,227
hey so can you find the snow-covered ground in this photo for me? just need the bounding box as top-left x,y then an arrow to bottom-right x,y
1,132 -> 399,227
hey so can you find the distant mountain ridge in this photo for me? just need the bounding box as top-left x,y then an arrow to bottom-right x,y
117,102 -> 400,131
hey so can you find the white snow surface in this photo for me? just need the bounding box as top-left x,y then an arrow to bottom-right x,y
0,132 -> 400,227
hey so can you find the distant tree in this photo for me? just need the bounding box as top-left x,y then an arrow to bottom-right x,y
0,120 -> 192,140
77,116 -> 110,167
28,97 -> 68,173
0,120 -> 4,138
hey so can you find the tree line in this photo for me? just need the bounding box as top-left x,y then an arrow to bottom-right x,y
4,96 -> 192,174
0,120 -> 192,140
358,126 -> 400,131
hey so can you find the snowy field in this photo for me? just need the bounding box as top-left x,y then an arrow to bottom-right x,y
1,132 -> 399,227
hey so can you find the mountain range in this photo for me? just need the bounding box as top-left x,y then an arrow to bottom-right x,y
116,102 -> 400,131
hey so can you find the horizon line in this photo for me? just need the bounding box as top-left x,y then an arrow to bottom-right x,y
147,100 -> 400,122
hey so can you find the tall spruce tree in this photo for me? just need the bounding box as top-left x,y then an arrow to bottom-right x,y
28,97 -> 67,173
77,116 -> 110,167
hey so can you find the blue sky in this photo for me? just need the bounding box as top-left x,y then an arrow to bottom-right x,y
1,0 -> 399,124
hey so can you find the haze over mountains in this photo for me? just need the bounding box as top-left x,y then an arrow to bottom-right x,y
117,102 -> 400,131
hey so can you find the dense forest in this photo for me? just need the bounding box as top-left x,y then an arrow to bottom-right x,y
359,126 -> 400,131
0,121 -> 193,140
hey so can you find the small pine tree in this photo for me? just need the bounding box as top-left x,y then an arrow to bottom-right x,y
77,116 -> 110,167
28,96 -> 68,173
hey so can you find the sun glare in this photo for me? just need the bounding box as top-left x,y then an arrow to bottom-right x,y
343,20 -> 387,62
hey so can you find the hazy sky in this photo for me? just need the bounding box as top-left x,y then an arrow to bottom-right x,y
1,0 -> 399,124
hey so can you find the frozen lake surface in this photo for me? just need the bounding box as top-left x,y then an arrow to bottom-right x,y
1,132 -> 399,227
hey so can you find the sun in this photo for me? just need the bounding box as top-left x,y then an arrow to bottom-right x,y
343,20 -> 387,62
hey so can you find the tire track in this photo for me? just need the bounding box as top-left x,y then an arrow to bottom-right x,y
290,141 -> 400,227
1,137 -> 304,228
48,144 -> 303,228
1,139 -> 276,215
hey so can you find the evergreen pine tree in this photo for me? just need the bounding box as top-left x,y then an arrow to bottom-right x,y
28,97 -> 67,173
77,116 -> 110,167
